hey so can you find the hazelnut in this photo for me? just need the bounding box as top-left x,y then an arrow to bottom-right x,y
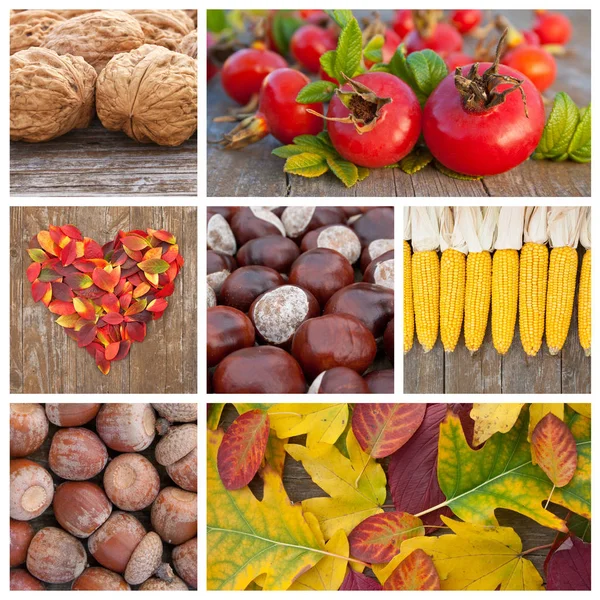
155,423 -> 197,466
292,314 -> 377,380
384,318 -> 394,362
124,531 -> 163,585
53,481 -> 112,538
10,569 -> 45,591
289,247 -> 355,306
281,206 -> 345,239
220,265 -> 285,313
153,403 -> 198,423
72,567 -> 130,591
360,239 -> 394,272
167,447 -> 198,492
308,367 -> 371,394
230,207 -> 286,246
236,235 -> 301,273
324,282 -> 394,337
27,527 -> 87,583
213,346 -> 307,394
207,306 -> 255,368
363,250 -> 394,289
151,487 -> 197,545
364,369 -> 395,394
351,207 -> 394,247
45,402 -> 101,426
207,283 -> 217,307
103,453 -> 160,511
10,519 -> 35,567
140,575 -> 188,590
249,285 -> 320,348
207,213 -> 237,255
10,403 -> 49,458
96,403 -> 156,452
88,512 -> 146,574
48,427 -> 108,480
173,537 -> 197,588
10,459 -> 54,521
300,224 -> 362,264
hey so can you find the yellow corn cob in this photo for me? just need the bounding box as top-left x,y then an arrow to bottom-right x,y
578,248 -> 591,356
464,251 -> 491,353
492,249 -> 519,355
519,242 -> 548,356
412,249 -> 439,353
440,248 -> 466,352
404,240 -> 414,354
546,246 -> 578,355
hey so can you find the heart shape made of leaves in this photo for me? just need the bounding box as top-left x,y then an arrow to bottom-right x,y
26,224 -> 184,375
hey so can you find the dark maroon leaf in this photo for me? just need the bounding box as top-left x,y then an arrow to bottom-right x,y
52,282 -> 74,302
546,537 -> 591,590
340,568 -> 382,591
77,323 -> 98,348
54,263 -> 79,276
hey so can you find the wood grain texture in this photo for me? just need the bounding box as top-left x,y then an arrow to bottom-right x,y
10,121 -> 197,197
10,207 -> 197,394
404,246 -> 591,394
207,10 -> 590,198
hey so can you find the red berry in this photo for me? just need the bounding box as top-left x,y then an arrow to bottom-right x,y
404,22 -> 463,57
444,52 -> 474,71
298,9 -> 328,25
450,9 -> 483,34
533,12 -> 572,45
290,24 -> 337,73
221,48 -> 287,105
391,10 -> 414,39
326,72 -> 422,168
365,28 -> 402,68
423,63 -> 545,176
318,66 -> 338,85
521,30 -> 541,46
503,45 -> 557,92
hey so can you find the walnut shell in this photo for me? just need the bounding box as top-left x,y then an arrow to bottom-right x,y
51,10 -> 100,20
96,44 -> 197,146
184,10 -> 197,27
178,30 -> 197,59
10,10 -> 66,55
10,48 -> 97,143
43,10 -> 145,73
127,10 -> 195,51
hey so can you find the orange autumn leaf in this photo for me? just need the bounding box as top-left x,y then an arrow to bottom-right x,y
73,297 -> 96,321
383,549 -> 440,591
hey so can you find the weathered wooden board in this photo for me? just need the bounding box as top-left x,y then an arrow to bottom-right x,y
10,207 -> 197,394
207,10 -> 590,197
10,121 -> 197,197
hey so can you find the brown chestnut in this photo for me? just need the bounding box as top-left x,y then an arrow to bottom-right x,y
48,427 -> 108,480
363,249 -> 394,288
249,285 -> 320,348
289,247 -> 354,306
207,306 -> 255,367
300,224 -> 361,264
10,569 -> 45,590
236,235 -> 300,273
72,567 -> 131,590
10,519 -> 35,567
207,206 -> 240,222
360,239 -> 394,272
10,459 -> 54,521
220,265 -> 285,312
384,318 -> 394,362
151,487 -> 197,545
207,212 -> 236,255
351,207 -> 394,247
308,367 -> 371,394
53,481 -> 112,538
281,206 -> 345,239
213,346 -> 307,394
324,282 -> 394,337
207,250 -> 237,294
291,314 -> 377,380
96,403 -> 156,452
10,403 -> 49,458
364,369 -> 394,394
230,207 -> 285,245
45,403 -> 101,426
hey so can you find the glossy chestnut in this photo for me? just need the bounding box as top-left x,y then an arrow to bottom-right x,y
384,318 -> 394,362
207,250 -> 237,294
364,369 -> 394,394
351,207 -> 394,247
360,239 -> 394,272
219,266 -> 285,312
300,224 -> 361,264
281,206 -> 346,239
308,367 -> 371,394
207,306 -> 255,368
230,207 -> 286,245
236,235 -> 300,273
363,249 -> 394,289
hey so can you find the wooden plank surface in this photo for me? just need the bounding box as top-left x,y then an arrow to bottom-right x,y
12,403 -> 198,591
10,207 -> 197,394
207,10 -> 590,197
10,122 -> 197,197
218,403 -> 563,586
404,246 -> 591,394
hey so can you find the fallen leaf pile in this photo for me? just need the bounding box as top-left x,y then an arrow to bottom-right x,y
26,224 -> 184,374
207,403 -> 591,591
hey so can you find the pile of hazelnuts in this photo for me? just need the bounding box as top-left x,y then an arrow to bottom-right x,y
207,206 -> 394,393
10,403 -> 197,591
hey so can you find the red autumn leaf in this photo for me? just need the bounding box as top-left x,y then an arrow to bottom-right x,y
133,282 -> 151,298
76,285 -> 104,299
348,512 -> 425,563
155,282 -> 175,298
26,262 -> 41,283
64,273 -> 93,290
217,409 -> 270,490
52,282 -> 74,302
77,323 -> 98,347
72,259 -> 97,273
353,403 -> 427,458
60,224 -> 83,240
162,244 -> 179,263
122,235 -> 150,251
102,312 -> 124,325
147,298 -> 168,313
60,239 -> 78,266
124,321 -> 146,342
49,225 -> 68,246
54,263 -> 78,277
153,229 -> 176,244
138,258 -> 170,274
100,293 -> 120,313
31,280 -> 51,303
105,341 -> 120,361
127,310 -> 152,324
531,413 -> 578,487
340,568 -> 382,591
120,292 -> 133,310
124,299 -> 147,316
546,537 -> 591,591
27,248 -> 48,263
73,297 -> 96,321
95,348 -> 111,375
383,549 -> 440,590
113,340 -> 131,361
84,238 -> 104,259
143,246 -> 163,261
92,265 -> 121,293
48,300 -> 76,316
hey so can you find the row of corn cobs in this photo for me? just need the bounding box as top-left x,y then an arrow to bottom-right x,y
404,207 -> 591,357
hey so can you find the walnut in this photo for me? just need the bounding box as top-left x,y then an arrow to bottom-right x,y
126,10 -> 195,51
10,47 -> 97,143
96,44 -> 197,147
178,30 -> 197,59
184,10 -> 197,27
10,10 -> 66,55
50,10 -> 100,20
43,10 -> 145,73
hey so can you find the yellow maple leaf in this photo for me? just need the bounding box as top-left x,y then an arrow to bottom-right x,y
470,403 -> 525,445
374,516 -> 544,591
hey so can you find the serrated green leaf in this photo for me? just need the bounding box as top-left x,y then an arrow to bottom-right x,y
400,148 -> 434,174
270,11 -> 302,55
296,80 -> 336,104
363,34 -> 384,64
326,156 -> 359,188
319,51 -> 338,82
327,9 -> 354,29
284,153 -> 329,178
568,104 -> 591,163
435,161 -> 483,180
272,145 -> 309,159
356,166 -> 370,181
207,9 -> 227,32
333,18 -> 363,81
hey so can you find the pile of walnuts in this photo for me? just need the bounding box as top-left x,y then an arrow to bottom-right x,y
9,9 -> 197,146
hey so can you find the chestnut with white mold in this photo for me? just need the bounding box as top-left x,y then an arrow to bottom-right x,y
300,224 -> 362,264
230,207 -> 286,245
360,238 -> 394,272
281,206 -> 345,240
207,212 -> 236,255
363,249 -> 394,289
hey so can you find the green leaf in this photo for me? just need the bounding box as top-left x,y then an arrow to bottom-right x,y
206,9 -> 227,32
363,34 -> 384,65
270,11 -> 303,55
38,268 -> 60,282
319,51 -> 339,82
568,104 -> 591,163
137,258 -> 170,274
400,148 -> 434,174
284,153 -> 330,178
327,9 -> 354,29
333,18 -> 363,82
296,80 -> 337,103
27,248 -> 48,263
326,156 -> 359,187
